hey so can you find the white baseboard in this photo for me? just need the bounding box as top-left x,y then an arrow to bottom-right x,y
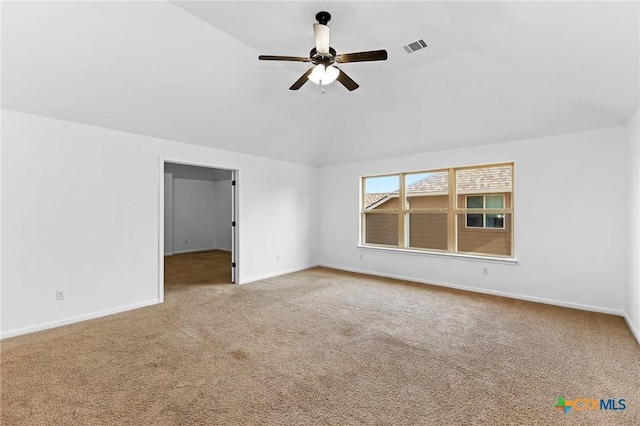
319,263 -> 626,317
172,247 -> 231,255
0,298 -> 161,340
172,247 -> 217,255
240,264 -> 319,285
624,314 -> 640,345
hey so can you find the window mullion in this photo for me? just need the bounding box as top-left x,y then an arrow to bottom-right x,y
448,168 -> 455,253
398,173 -> 406,248
361,177 -> 365,245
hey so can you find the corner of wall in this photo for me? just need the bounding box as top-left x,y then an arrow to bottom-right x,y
625,106 -> 640,344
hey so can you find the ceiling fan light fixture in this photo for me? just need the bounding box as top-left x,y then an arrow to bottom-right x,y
308,64 -> 323,84
323,65 -> 340,84
308,64 -> 340,85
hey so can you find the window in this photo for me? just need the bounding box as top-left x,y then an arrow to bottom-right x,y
361,163 -> 513,257
362,175 -> 400,246
466,195 -> 505,229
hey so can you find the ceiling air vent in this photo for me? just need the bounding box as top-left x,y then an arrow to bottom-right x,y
403,39 -> 427,53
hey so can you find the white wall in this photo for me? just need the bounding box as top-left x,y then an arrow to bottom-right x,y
626,107 -> 640,342
215,179 -> 233,251
319,126 -> 627,315
1,110 -> 319,338
2,108 -> 633,340
172,177 -> 216,253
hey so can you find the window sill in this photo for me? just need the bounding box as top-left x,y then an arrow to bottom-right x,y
357,245 -> 518,265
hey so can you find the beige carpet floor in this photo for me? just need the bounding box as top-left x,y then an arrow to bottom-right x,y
1,252 -> 639,425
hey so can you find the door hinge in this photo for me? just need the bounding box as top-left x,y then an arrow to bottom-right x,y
232,180 -> 236,186
232,221 -> 236,227
232,262 -> 236,268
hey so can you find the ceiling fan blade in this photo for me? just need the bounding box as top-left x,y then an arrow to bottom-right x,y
334,67 -> 359,91
335,50 -> 388,63
289,68 -> 314,90
258,55 -> 311,62
313,23 -> 330,54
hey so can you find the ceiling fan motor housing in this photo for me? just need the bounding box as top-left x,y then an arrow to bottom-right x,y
310,47 -> 337,66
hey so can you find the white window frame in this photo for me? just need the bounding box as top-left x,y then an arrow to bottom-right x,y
360,163 -> 514,259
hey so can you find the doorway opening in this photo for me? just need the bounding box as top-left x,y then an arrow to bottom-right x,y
160,160 -> 238,301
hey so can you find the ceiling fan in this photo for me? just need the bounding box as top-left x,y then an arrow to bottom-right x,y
258,11 -> 388,91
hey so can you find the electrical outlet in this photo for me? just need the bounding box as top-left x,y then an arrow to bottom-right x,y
184,240 -> 188,245
56,290 -> 65,301
359,254 -> 363,260
276,255 -> 280,261
482,267 -> 489,276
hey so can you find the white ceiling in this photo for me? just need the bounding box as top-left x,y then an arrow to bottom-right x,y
2,1 -> 638,166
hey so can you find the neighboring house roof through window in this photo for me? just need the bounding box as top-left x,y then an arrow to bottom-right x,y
456,166 -> 512,193
365,193 -> 389,208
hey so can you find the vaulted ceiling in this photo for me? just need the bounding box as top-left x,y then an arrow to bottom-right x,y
2,1 -> 638,166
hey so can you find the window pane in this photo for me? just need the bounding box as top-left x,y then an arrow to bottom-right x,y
363,175 -> 399,211
466,196 -> 484,208
486,214 -> 504,228
407,213 -> 448,250
364,213 -> 398,246
466,213 -> 483,227
456,165 -> 513,194
457,213 -> 512,256
486,195 -> 504,209
405,171 -> 449,209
